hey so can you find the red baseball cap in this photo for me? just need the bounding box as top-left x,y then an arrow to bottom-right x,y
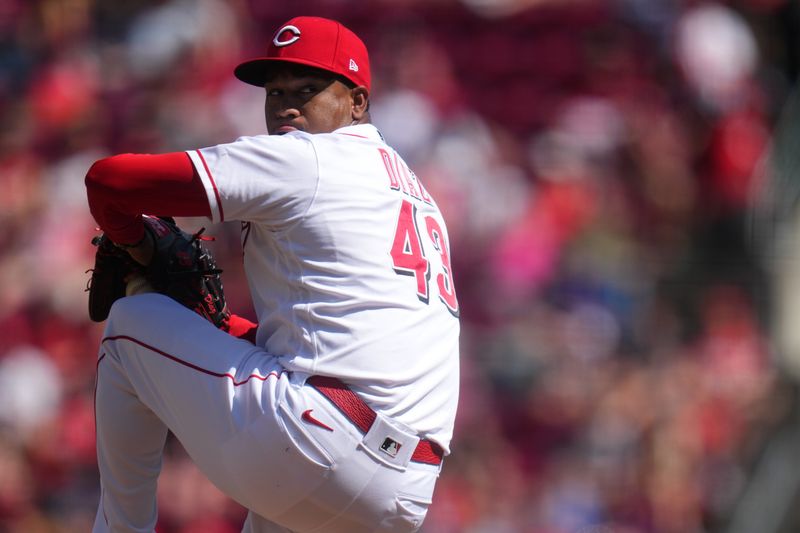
234,16 -> 371,90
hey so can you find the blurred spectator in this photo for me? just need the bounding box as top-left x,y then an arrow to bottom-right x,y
0,0 -> 794,531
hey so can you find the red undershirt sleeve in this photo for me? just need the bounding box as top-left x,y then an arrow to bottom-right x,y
86,152 -> 256,338
85,152 -> 212,244
226,314 -> 258,343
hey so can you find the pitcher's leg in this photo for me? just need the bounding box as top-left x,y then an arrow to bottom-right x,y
93,347 -> 169,532
98,294 -> 279,478
94,293 -> 287,528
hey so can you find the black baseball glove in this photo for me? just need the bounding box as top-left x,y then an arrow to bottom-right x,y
87,216 -> 231,330
86,232 -> 141,322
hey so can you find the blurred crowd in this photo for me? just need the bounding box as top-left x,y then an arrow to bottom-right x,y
0,0 -> 796,532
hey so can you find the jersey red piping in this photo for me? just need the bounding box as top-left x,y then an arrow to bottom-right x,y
195,150 -> 225,222
101,335 -> 280,387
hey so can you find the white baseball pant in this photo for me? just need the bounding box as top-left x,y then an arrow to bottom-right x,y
92,294 -> 440,533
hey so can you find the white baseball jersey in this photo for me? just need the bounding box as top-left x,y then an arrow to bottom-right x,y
186,124 -> 460,450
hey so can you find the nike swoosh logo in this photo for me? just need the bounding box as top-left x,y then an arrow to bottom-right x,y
301,409 -> 334,431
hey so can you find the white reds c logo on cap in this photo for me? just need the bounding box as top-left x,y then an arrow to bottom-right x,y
273,25 -> 301,47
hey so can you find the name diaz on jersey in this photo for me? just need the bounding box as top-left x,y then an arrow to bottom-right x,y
379,148 -> 433,205
379,147 -> 459,317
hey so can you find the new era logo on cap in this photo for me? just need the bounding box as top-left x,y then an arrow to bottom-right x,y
234,16 -> 371,90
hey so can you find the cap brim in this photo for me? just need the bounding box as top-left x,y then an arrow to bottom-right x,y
234,57 -> 344,87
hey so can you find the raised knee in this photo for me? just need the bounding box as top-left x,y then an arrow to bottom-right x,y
105,294 -> 169,336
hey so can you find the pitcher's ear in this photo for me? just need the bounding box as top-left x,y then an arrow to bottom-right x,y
351,86 -> 369,120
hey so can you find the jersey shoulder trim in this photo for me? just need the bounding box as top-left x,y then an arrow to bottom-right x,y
188,150 -> 224,223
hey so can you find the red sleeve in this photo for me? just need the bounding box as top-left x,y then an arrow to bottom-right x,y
226,314 -> 258,343
85,152 -> 212,244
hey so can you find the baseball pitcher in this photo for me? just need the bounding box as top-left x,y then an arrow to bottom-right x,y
84,16 -> 460,533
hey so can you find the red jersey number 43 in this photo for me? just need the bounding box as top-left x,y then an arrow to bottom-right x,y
390,199 -> 459,317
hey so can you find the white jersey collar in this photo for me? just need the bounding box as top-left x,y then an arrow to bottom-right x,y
333,123 -> 385,143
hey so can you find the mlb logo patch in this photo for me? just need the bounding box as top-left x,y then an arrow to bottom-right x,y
380,437 -> 402,458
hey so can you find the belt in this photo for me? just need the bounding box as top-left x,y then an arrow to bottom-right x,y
307,376 -> 444,466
